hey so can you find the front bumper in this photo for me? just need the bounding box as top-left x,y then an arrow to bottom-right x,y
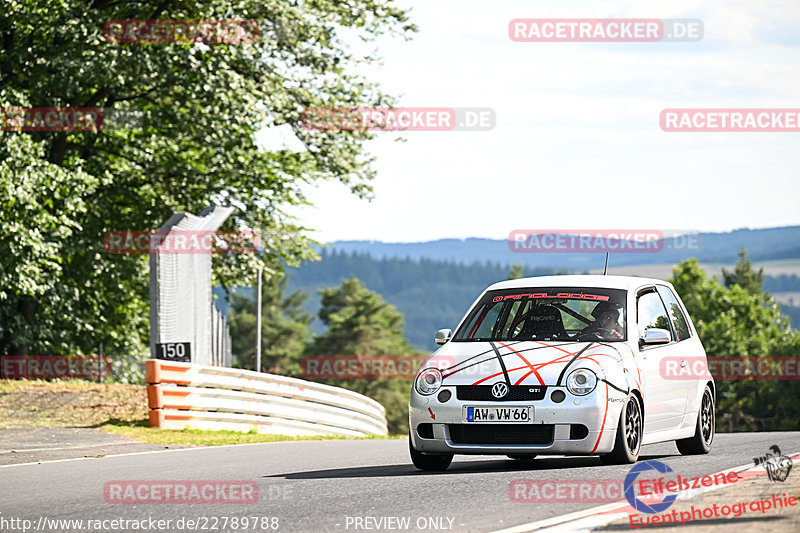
409,385 -> 621,455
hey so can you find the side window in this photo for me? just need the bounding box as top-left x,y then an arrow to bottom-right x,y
656,286 -> 692,341
470,303 -> 501,339
636,291 -> 673,341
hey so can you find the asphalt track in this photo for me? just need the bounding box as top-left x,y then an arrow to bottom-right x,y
1,432 -> 797,533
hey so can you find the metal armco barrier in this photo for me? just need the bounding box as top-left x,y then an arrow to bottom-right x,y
146,360 -> 388,436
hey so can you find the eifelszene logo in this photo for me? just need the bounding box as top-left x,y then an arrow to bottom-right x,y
754,445 -> 793,482
624,461 -> 677,513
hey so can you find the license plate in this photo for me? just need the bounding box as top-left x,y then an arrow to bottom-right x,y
463,406 -> 532,423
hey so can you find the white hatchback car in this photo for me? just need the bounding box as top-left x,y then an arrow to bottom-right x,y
409,275 -> 715,471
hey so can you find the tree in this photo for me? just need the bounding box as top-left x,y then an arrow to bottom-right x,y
508,262 -> 524,280
670,255 -> 800,431
0,1 -> 416,357
228,275 -> 311,377
307,276 -> 419,434
722,248 -> 766,296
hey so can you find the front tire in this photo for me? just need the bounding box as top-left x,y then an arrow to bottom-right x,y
409,436 -> 453,471
600,393 -> 642,465
676,385 -> 714,455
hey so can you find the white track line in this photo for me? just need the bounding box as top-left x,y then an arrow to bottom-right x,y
0,437 -> 385,468
0,441 -> 141,454
491,451 -> 800,533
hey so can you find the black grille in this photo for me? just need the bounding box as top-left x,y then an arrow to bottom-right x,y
417,423 -> 434,439
456,385 -> 547,401
447,424 -> 554,445
570,424 -> 589,440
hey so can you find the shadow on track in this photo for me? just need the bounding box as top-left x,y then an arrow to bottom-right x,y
266,453 -> 680,480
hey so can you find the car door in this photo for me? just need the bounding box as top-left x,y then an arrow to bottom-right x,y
636,287 -> 686,434
656,284 -> 703,419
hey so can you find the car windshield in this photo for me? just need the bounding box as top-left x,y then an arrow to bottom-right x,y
453,287 -> 627,342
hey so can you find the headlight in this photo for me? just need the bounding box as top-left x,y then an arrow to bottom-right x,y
567,369 -> 597,396
415,368 -> 442,395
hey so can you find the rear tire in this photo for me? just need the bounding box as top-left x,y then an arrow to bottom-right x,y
409,436 -> 453,471
676,385 -> 714,455
600,393 -> 642,465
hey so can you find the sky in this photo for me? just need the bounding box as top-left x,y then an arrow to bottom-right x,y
260,0 -> 800,244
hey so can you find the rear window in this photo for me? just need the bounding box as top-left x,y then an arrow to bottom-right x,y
454,287 -> 627,342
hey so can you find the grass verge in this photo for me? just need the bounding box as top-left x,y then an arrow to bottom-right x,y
0,379 -> 403,446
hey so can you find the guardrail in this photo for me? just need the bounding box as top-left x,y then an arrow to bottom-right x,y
145,359 -> 388,436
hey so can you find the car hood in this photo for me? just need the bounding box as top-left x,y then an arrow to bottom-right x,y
423,340 -> 625,387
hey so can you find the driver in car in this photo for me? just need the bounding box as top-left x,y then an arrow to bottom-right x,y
579,302 -> 624,340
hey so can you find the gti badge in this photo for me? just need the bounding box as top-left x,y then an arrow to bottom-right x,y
491,382 -> 509,399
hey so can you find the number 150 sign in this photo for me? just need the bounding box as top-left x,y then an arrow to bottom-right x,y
155,342 -> 191,362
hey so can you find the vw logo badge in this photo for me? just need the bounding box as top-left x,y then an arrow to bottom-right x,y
491,382 -> 509,399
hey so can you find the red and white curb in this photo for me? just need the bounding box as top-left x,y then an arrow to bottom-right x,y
491,451 -> 800,533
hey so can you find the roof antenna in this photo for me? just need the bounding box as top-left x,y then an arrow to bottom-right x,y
603,252 -> 609,275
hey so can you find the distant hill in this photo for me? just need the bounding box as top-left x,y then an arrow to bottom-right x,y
215,226 -> 800,351
284,250 -> 563,351
327,226 -> 800,270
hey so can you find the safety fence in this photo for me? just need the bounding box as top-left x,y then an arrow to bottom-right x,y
145,359 -> 388,436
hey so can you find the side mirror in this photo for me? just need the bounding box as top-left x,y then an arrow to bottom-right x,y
640,328 -> 671,346
435,328 -> 452,345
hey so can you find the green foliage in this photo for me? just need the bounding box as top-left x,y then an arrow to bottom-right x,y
508,262 -> 524,280
722,248 -> 766,296
228,275 -> 311,377
670,254 -> 800,431
307,276 -> 420,435
109,352 -> 147,384
0,0 -> 415,356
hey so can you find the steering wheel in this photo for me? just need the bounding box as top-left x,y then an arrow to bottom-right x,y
575,327 -> 614,341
